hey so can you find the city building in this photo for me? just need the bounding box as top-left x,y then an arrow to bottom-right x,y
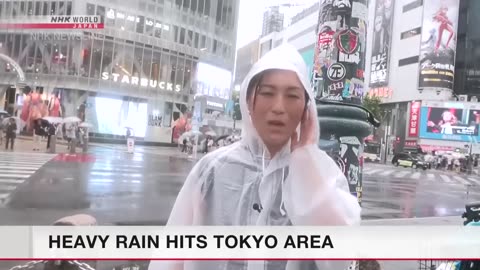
365,0 -> 480,156
256,2 -> 319,73
0,0 -> 239,144
233,39 -> 259,87
262,6 -> 284,36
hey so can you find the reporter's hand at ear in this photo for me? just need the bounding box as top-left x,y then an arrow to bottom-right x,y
291,103 -> 317,152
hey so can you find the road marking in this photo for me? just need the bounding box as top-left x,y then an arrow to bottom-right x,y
453,175 -> 470,185
411,172 -> 421,179
0,179 -> 27,184
0,169 -> 37,174
380,170 -> 395,176
467,177 -> 479,185
394,171 -> 410,178
0,186 -> 16,191
440,175 -> 452,183
0,166 -> 40,170
0,174 -> 29,179
0,193 -> 9,200
364,169 -> 382,175
427,173 -> 435,179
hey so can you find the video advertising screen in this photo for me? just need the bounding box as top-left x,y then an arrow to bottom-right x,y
85,96 -> 148,137
419,106 -> 479,141
196,62 -> 232,100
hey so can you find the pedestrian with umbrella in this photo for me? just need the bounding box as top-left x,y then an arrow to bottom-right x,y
4,118 -> 17,150
32,118 -> 44,151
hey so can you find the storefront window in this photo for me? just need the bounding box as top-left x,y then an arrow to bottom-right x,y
42,2 -> 48,16
96,5 -> 105,23
87,3 -> 95,16
116,10 -> 126,30
176,56 -> 185,89
50,1 -> 57,15
90,39 -> 103,78
50,41 -> 69,75
101,40 -> 113,75
34,2 -> 40,15
154,20 -> 163,38
184,59 -> 192,91
142,47 -> 153,79
160,51 -> 170,82
81,39 -> 93,77
133,46 -> 143,77
106,8 -> 115,26
125,13 -> 136,32
179,28 -> 186,45
194,32 -> 199,48
124,43 -> 135,76
198,0 -> 204,15
173,25 -> 179,43
187,30 -> 193,47
27,1 -> 33,15
136,16 -> 145,34
170,54 -> 178,83
152,50 -> 162,81
145,17 -> 154,36
200,35 -> 206,49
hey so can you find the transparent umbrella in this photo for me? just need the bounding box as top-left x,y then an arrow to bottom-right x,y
42,116 -> 63,124
62,116 -> 82,124
79,122 -> 93,128
205,130 -> 217,137
2,117 -> 25,133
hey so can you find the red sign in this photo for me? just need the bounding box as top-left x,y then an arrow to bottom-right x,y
408,101 -> 421,137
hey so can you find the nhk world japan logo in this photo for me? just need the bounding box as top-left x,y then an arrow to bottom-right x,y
0,16 -> 103,29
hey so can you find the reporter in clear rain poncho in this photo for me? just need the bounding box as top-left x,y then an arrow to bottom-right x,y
149,44 -> 361,270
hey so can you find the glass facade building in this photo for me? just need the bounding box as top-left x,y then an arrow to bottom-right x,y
454,0 -> 480,96
0,0 -> 239,143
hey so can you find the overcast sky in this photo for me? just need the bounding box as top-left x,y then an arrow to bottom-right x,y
236,0 -> 318,48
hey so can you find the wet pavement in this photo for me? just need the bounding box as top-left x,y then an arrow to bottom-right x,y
0,144 -> 478,225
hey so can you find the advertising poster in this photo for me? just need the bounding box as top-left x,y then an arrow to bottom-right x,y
418,0 -> 460,90
369,0 -> 395,87
313,0 -> 367,102
340,136 -> 363,204
419,103 -> 480,142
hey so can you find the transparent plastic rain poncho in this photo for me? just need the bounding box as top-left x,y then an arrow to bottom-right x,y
149,44 -> 361,270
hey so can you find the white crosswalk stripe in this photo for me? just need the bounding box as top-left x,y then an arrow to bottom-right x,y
411,172 -> 421,179
363,165 -> 480,186
439,175 -> 452,183
379,170 -> 395,176
453,175 -> 471,185
0,152 -> 55,206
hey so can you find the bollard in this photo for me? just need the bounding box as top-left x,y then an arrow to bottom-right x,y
69,138 -> 77,154
82,136 -> 88,153
317,99 -> 380,205
48,135 -> 57,154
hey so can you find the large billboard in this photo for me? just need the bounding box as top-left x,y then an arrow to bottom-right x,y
418,0 -> 460,90
196,63 -> 232,100
419,102 -> 480,142
369,0 -> 395,87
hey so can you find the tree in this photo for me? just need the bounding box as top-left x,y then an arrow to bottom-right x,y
362,95 -> 386,123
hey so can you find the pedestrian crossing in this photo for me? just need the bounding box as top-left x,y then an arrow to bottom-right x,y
0,152 -> 56,204
363,166 -> 480,186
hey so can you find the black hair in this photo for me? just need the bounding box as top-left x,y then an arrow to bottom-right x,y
246,70 -> 310,112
